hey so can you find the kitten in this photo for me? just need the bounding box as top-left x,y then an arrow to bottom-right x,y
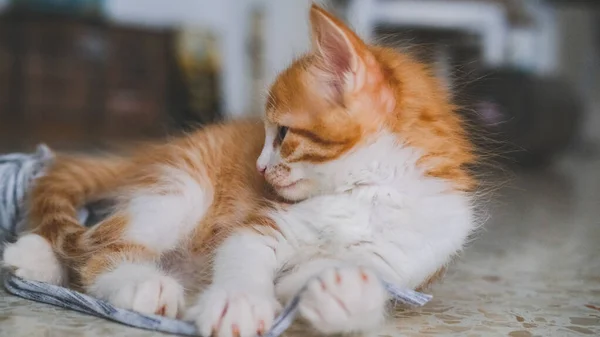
3,4 -> 478,336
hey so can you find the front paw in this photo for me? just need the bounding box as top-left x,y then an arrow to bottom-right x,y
186,287 -> 280,337
299,267 -> 388,334
88,262 -> 185,318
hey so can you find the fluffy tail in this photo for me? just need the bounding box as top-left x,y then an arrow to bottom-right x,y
27,153 -> 129,261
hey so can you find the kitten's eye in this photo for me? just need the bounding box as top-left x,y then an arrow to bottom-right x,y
277,126 -> 289,142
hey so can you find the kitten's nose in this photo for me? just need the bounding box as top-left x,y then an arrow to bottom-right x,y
257,164 -> 267,175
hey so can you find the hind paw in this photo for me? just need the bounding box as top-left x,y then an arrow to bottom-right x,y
3,234 -> 67,285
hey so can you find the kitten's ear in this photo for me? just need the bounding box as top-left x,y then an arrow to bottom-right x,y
309,4 -> 370,99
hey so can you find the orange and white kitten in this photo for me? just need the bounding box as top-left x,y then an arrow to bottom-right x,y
3,4 -> 477,337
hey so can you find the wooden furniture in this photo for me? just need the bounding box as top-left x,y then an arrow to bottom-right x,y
0,12 -> 173,150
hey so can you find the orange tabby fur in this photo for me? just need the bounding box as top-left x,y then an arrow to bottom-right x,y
9,3 -> 476,319
28,121 -> 270,287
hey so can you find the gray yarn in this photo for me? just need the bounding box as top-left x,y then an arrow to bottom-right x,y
0,144 -> 54,237
0,146 -> 432,336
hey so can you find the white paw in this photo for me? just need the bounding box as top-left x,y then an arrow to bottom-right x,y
186,286 -> 280,337
299,267 -> 388,334
88,262 -> 185,318
2,234 -> 67,285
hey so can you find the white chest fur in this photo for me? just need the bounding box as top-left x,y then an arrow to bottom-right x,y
270,137 -> 475,289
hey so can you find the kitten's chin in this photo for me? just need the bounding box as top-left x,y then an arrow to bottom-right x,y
272,179 -> 312,202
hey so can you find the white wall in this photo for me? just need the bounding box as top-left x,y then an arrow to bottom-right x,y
262,0 -> 313,85
105,0 -> 228,29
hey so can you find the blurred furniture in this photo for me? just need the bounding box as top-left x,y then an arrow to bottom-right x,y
348,0 -> 508,67
346,0 -> 559,75
105,0 -> 314,118
460,68 -> 583,168
105,0 -> 253,118
0,11 -> 173,149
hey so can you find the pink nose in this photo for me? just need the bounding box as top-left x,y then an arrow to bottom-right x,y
257,164 -> 266,175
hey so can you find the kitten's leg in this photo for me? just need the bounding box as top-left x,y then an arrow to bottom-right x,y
4,155 -> 126,286
186,228 -> 280,337
276,260 -> 388,335
79,170 -> 210,318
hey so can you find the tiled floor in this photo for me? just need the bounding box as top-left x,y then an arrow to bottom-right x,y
1,150 -> 599,336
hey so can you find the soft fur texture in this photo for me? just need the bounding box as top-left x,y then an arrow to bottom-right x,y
3,4 -> 478,337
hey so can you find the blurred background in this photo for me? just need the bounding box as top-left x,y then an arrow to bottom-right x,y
1,1 -> 600,336
0,0 -> 597,171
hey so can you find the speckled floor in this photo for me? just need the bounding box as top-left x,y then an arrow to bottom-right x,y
1,150 -> 599,337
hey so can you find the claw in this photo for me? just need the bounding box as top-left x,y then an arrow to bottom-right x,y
360,269 -> 369,282
257,320 -> 265,335
232,324 -> 240,337
335,271 -> 342,284
155,305 -> 166,316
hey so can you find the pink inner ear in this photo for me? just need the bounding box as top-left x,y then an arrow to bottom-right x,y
319,31 -> 353,77
314,28 -> 357,101
310,6 -> 373,103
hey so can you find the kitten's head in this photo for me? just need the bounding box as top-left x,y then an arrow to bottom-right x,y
258,4 -> 475,201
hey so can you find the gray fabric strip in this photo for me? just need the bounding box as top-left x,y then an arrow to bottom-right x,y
4,273 -> 198,336
4,272 -> 431,337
